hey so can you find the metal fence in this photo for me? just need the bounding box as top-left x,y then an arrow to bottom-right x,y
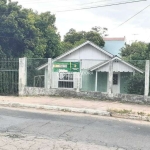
26,58 -> 147,95
27,58 -> 48,87
0,58 -> 19,95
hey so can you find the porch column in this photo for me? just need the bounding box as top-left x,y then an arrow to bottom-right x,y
47,58 -> 52,89
19,57 -> 27,96
144,60 -> 150,96
108,60 -> 113,94
95,71 -> 98,91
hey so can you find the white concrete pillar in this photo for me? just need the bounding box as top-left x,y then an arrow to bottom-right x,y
144,60 -> 150,96
44,68 -> 48,88
19,57 -> 27,96
47,58 -> 52,89
76,60 -> 81,92
95,71 -> 98,91
108,60 -> 113,94
76,73 -> 80,92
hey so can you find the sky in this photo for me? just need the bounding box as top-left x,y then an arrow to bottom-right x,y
11,0 -> 150,43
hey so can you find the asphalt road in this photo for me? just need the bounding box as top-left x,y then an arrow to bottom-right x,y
0,108 -> 150,150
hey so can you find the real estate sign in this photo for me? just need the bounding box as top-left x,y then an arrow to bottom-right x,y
53,62 -> 80,72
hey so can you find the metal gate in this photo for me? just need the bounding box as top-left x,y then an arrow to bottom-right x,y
0,58 -> 19,95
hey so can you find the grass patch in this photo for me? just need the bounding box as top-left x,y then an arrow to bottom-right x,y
61,108 -> 71,112
93,112 -> 99,115
83,110 -> 87,114
108,109 -> 132,114
137,112 -> 145,116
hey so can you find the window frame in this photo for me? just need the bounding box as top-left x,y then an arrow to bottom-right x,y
58,72 -> 74,88
113,74 -> 118,85
59,72 -> 73,81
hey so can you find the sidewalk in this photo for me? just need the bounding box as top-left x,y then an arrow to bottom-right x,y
0,96 -> 150,121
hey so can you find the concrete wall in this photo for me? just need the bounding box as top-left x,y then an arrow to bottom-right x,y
22,87 -> 150,104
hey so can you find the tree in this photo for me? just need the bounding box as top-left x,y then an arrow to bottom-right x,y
121,42 -> 149,61
120,41 -> 149,95
63,27 -> 105,49
0,0 -> 61,58
60,42 -> 74,54
59,39 -> 87,56
35,12 -> 61,58
85,31 -> 104,47
126,73 -> 145,95
64,29 -> 86,45
92,26 -> 108,36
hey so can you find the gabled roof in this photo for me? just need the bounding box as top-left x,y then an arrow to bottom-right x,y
89,56 -> 143,73
37,41 -> 114,70
54,41 -> 113,62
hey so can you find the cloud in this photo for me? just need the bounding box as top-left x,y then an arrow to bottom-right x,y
12,0 -> 150,42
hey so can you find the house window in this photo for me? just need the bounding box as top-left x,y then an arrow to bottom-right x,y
59,73 -> 73,81
58,73 -> 73,88
113,74 -> 118,85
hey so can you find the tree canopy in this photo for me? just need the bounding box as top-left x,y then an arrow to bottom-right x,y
120,42 -> 149,61
0,1 -> 107,58
62,27 -> 106,53
0,0 -> 61,58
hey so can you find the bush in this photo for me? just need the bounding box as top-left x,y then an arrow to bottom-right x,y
126,73 -> 145,95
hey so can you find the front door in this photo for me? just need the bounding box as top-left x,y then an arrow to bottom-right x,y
112,73 -> 120,94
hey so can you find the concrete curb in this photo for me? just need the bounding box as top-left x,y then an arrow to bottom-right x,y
0,102 -> 150,122
0,102 -> 110,116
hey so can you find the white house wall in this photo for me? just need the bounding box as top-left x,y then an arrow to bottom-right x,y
97,61 -> 134,72
59,44 -> 111,60
113,61 -> 134,72
81,60 -> 105,69
51,72 -> 79,89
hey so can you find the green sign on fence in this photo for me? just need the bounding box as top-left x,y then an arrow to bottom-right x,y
53,62 -> 80,72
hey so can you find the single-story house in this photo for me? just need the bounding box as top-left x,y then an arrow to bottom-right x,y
37,41 -> 143,94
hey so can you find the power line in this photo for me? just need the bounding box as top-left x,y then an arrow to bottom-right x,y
17,0 -> 114,10
16,0 -> 113,4
0,0 -> 145,15
53,0 -> 146,13
0,0 -> 147,40
0,0 -> 112,15
112,3 -> 150,30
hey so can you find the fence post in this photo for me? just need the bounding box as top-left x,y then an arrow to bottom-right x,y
47,58 -> 52,89
19,57 -> 27,96
144,60 -> 150,97
76,60 -> 82,92
108,60 -> 113,95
